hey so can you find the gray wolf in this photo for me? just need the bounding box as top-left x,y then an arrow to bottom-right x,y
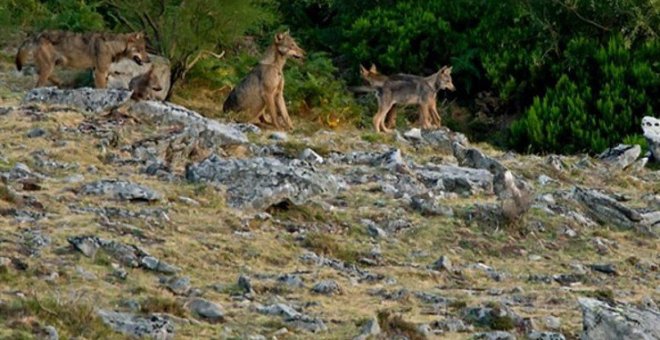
222,31 -> 305,130
360,64 -> 455,133
16,31 -> 150,88
129,65 -> 162,101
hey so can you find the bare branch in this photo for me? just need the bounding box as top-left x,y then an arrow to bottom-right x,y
182,50 -> 226,80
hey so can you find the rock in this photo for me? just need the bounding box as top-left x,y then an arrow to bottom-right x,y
277,274 -> 304,288
42,325 -> 59,340
573,187 -> 645,233
98,310 -> 175,339
420,127 -> 470,152
431,256 -> 453,272
238,275 -> 254,295
23,87 -> 132,113
416,164 -> 493,195
311,280 -> 342,295
26,127 -> 47,138
474,331 -> 516,340
140,256 -> 180,274
597,144 -> 641,170
411,193 -> 454,216
403,128 -> 422,140
527,332 -> 565,340
300,148 -> 324,164
128,101 -> 249,146
107,54 -> 171,101
462,304 -> 521,330
75,266 -> 97,281
186,298 -> 225,323
162,276 -> 191,296
546,155 -> 566,171
542,316 -> 561,331
590,263 -> 618,276
642,116 -> 660,162
354,316 -> 381,340
79,180 -> 162,202
269,131 -> 288,141
579,297 -> 660,339
432,318 -> 473,333
257,303 -> 327,333
186,155 -> 343,210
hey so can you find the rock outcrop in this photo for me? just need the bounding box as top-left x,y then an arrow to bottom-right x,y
642,116 -> 660,162
23,87 -> 132,113
579,298 -> 660,340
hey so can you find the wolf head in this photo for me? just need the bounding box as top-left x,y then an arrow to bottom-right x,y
359,64 -> 388,86
125,32 -> 150,66
275,31 -> 305,60
436,66 -> 455,92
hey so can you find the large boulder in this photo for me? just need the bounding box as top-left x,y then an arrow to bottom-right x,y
98,310 -> 175,340
597,144 -> 641,170
107,54 -> 171,101
23,87 -> 131,113
642,116 -> 660,162
579,298 -> 660,340
186,155 -> 344,211
128,101 -> 249,147
573,187 -> 644,232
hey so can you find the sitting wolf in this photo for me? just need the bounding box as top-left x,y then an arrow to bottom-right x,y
223,31 -> 305,130
360,64 -> 455,133
16,30 -> 150,88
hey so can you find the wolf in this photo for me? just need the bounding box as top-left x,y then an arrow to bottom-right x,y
16,30 -> 150,88
129,65 -> 163,101
359,64 -> 455,133
222,31 -> 305,130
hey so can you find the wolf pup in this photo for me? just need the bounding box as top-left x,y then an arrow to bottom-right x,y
223,31 -> 305,130
129,65 -> 163,101
16,30 -> 150,88
360,64 -> 455,133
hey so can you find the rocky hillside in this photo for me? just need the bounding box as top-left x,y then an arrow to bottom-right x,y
0,70 -> 659,339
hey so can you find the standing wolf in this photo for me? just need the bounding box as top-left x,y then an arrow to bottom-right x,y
15,31 -> 150,88
360,64 -> 455,133
223,31 -> 305,130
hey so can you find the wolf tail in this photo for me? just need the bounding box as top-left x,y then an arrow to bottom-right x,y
15,36 -> 36,71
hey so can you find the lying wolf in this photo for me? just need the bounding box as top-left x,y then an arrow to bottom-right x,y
360,64 -> 455,133
222,31 -> 305,130
16,30 -> 150,88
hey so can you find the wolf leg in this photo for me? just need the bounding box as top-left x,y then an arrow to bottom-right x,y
384,106 -> 397,130
276,92 -> 293,130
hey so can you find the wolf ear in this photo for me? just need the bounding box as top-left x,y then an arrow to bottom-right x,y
359,64 -> 368,74
275,32 -> 285,42
370,64 -> 378,73
441,66 -> 452,74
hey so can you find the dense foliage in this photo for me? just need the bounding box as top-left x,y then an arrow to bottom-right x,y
1,0 -> 658,153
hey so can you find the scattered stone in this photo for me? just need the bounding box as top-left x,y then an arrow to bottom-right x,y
23,87 -> 132,113
411,192 -> 455,216
403,128 -> 422,141
257,303 -> 327,333
362,219 -> 388,238
42,325 -> 59,340
75,266 -> 97,281
546,155 -> 566,171
186,155 -> 343,210
579,297 -> 660,339
162,276 -> 191,296
542,316 -> 561,331
300,148 -> 324,164
597,144 -> 641,170
354,316 -> 381,340
431,256 -> 453,272
642,116 -> 660,162
420,127 -> 469,152
311,280 -> 342,295
277,274 -> 304,288
473,331 -> 516,340
238,275 -> 254,295
527,332 -> 565,340
269,131 -> 288,141
98,310 -> 175,339
26,127 -> 47,138
186,298 -> 225,323
590,263 -> 618,276
573,187 -> 645,233
432,318 -> 473,333
79,180 -> 162,202
462,304 -> 521,330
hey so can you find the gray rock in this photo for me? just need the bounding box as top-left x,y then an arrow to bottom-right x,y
311,280 -> 342,295
573,187 -> 645,233
238,275 -> 254,295
462,304 -> 521,329
186,298 -> 224,323
269,131 -> 288,141
416,164 -> 493,195
107,54 -> 171,101
433,318 -> 472,333
353,316 -> 381,340
98,310 -> 174,339
431,256 -> 453,272
420,127 -> 470,153
23,87 -> 132,113
411,193 -> 455,216
300,148 -> 324,164
162,276 -> 191,295
79,180 -> 162,202
257,303 -> 327,333
474,331 -> 517,340
140,256 -> 180,274
590,263 -> 618,276
527,332 -> 565,340
186,155 -> 343,210
642,116 -> 660,162
277,274 -> 304,288
543,316 -> 561,331
26,127 -> 47,138
546,155 -> 566,171
363,219 -> 388,238
403,128 -> 423,140
42,325 -> 58,340
128,101 -> 249,146
1,163 -> 46,183
579,297 -> 660,339
597,144 -> 641,170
